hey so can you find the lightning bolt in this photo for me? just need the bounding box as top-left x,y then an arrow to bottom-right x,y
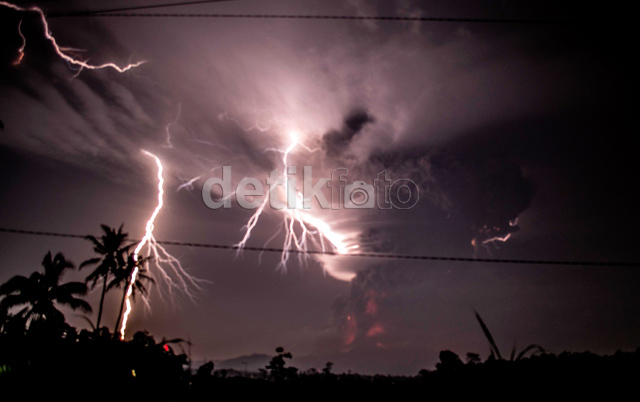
482,218 -> 519,245
1,1 -> 144,72
163,103 -> 182,148
1,2 -> 199,339
482,233 -> 512,245
12,18 -> 25,65
176,175 -> 201,192
235,129 -> 357,272
120,150 -> 205,340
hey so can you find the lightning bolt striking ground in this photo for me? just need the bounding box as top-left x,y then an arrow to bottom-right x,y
120,150 -> 205,340
1,1 -> 211,339
1,1 -> 144,72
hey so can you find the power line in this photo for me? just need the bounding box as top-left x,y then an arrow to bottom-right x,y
1,227 -> 637,267
1,1 -> 582,25
52,0 -> 235,16
46,12 -> 576,25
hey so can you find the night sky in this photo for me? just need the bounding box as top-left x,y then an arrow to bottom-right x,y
0,0 -> 637,375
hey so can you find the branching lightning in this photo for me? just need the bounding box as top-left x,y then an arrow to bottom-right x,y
2,0 -> 358,329
0,2 -> 199,339
120,150 -> 205,340
163,103 -> 182,148
235,129 -> 356,272
177,175 -> 201,192
1,1 -> 145,72
194,114 -> 349,269
1,0 -> 358,337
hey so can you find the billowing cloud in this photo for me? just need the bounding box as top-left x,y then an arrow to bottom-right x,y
322,109 -> 374,158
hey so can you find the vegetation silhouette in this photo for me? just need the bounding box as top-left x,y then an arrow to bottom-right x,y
80,224 -> 134,331
0,251 -> 91,337
266,346 -> 298,381
474,310 -> 545,361
322,361 -> 334,376
0,243 -> 638,399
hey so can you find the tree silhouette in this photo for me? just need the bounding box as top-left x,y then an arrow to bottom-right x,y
80,224 -> 133,330
266,347 -> 298,380
436,350 -> 464,374
110,252 -> 154,336
322,361 -> 334,376
0,252 -> 92,335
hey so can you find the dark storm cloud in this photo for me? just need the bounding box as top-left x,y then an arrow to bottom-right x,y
0,6 -> 179,179
425,151 -> 534,254
365,147 -> 534,256
322,109 -> 374,158
1,3 -> 297,184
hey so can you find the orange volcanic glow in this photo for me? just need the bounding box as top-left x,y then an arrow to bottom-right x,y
344,315 -> 357,347
366,322 -> 385,338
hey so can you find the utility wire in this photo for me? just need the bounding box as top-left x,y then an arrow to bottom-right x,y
0,0 -> 580,24
51,0 -> 236,16
1,227 -> 637,267
46,12 -> 576,25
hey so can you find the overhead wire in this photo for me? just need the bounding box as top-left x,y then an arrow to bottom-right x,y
1,227 -> 638,267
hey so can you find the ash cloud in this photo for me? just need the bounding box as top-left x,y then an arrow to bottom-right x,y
321,109 -> 374,158
322,144 -> 535,354
425,150 -> 535,255
366,148 -> 535,257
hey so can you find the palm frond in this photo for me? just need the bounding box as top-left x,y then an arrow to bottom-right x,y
85,235 -> 106,254
44,252 -> 74,285
57,296 -> 93,313
79,257 -> 101,270
0,275 -> 30,295
106,276 -> 125,291
162,337 -> 185,344
0,294 -> 31,310
54,281 -> 89,297
76,314 -> 96,330
100,224 -> 112,235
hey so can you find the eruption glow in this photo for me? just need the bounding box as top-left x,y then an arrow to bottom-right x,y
1,1 -> 144,72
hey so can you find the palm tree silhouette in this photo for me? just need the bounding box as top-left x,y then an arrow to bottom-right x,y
0,252 -> 92,334
110,252 -> 154,337
80,224 -> 133,330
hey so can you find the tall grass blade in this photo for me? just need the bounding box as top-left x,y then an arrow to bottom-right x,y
475,310 -> 502,360
516,344 -> 545,360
